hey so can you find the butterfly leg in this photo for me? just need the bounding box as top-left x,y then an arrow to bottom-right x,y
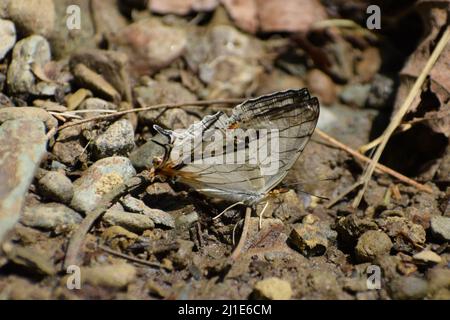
212,201 -> 244,220
258,201 -> 270,230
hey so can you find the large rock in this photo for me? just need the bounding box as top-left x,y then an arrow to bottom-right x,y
0,119 -> 48,243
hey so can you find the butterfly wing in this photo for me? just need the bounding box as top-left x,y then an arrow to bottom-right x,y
227,89 -> 320,195
157,89 -> 319,204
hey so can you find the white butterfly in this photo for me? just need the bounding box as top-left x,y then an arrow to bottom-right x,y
152,89 -> 320,208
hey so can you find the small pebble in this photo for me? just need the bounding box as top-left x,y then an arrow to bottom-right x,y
129,134 -> 167,170
253,277 -> 292,300
21,202 -> 82,231
2,242 -> 56,276
81,263 -> 136,288
72,63 -> 120,102
6,35 -> 51,94
306,69 -> 336,105
37,171 -> 74,204
389,276 -> 428,300
430,216 -> 450,242
112,18 -> 187,76
377,216 -> 426,253
93,119 -> 135,159
290,223 -> 329,257
413,250 -> 442,264
339,83 -> 371,108
121,195 -> 175,228
355,230 -> 393,262
175,212 -> 199,229
0,19 -> 16,60
103,209 -> 155,232
366,74 -> 395,109
6,0 -> 55,37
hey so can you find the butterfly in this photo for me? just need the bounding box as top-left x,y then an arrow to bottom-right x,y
151,89 -> 320,213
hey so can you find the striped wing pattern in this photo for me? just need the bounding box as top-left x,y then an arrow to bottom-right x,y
155,89 -> 320,205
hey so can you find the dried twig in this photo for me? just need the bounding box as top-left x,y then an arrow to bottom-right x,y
315,128 -> 433,193
98,245 -> 171,270
57,99 -> 242,132
352,27 -> 449,208
230,207 -> 252,260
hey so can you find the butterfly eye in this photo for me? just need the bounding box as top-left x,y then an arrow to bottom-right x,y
152,157 -> 163,167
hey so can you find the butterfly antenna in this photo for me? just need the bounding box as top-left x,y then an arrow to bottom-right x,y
213,201 -> 245,220
281,177 -> 336,188
297,189 -> 329,201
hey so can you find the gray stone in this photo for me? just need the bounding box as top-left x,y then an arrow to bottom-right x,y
355,230 -> 393,262
0,93 -> 13,108
69,49 -> 130,100
339,83 -> 371,108
426,268 -> 450,297
176,211 -> 199,228
129,133 -> 167,170
71,63 -> 121,102
120,195 -> 175,228
93,119 -> 135,159
37,171 -> 74,204
21,202 -> 82,231
6,35 -> 51,94
102,209 -> 154,232
52,140 -> 85,166
430,216 -> 450,241
389,276 -> 428,300
366,74 -> 395,109
0,19 -> 16,60
71,157 -> 136,213
0,119 -> 47,242
133,80 -> 197,129
78,97 -> 117,132
111,18 -> 186,76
